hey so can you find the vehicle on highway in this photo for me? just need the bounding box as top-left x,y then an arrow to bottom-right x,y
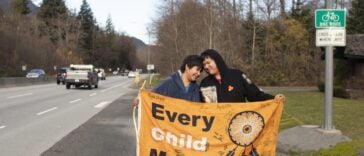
127,71 -> 136,78
96,68 -> 106,80
120,69 -> 129,76
56,67 -> 69,84
65,64 -> 98,89
26,69 -> 46,78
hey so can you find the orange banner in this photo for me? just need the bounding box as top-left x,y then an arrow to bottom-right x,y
137,90 -> 283,156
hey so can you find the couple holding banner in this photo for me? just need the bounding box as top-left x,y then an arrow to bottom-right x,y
136,49 -> 285,156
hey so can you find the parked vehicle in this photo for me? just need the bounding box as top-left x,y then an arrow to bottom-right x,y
128,71 -> 136,78
121,69 -> 129,76
56,67 -> 69,84
96,68 -> 106,80
26,69 -> 46,78
112,71 -> 118,75
65,64 -> 98,89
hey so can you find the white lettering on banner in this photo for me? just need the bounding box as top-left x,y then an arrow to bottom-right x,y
151,127 -> 207,151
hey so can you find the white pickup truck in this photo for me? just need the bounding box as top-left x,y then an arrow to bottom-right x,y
65,64 -> 98,89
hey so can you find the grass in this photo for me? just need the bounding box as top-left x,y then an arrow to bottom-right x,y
270,90 -> 364,155
135,74 -> 163,90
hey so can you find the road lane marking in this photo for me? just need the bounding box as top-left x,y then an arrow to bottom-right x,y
101,84 -> 123,92
0,125 -> 6,129
37,107 -> 58,116
7,93 -> 33,99
89,93 -> 97,97
69,99 -> 82,103
94,101 -> 110,108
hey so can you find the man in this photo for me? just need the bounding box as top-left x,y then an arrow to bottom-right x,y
199,49 -> 285,103
134,55 -> 203,106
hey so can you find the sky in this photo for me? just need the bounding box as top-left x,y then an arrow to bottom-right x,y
33,0 -> 159,44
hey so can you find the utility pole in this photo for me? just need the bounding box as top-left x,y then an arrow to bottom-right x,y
146,27 -> 152,84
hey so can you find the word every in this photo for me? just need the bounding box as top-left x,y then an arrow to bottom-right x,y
152,103 -> 215,132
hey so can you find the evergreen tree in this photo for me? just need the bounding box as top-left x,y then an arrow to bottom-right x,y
37,0 -> 67,20
105,15 -> 116,47
37,0 -> 68,42
78,0 -> 95,64
11,0 -> 30,16
105,15 -> 115,35
347,0 -> 364,34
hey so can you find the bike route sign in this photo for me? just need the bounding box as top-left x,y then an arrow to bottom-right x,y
315,9 -> 346,28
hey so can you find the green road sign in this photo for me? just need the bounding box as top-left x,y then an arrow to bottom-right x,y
315,9 -> 346,28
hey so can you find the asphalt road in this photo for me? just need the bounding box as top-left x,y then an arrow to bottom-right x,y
41,88 -> 138,156
0,76 -> 136,156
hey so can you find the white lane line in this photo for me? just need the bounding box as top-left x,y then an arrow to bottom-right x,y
0,125 -> 6,129
94,101 -> 110,108
69,99 -> 82,103
7,93 -> 33,99
89,93 -> 97,97
101,84 -> 123,93
37,107 -> 58,116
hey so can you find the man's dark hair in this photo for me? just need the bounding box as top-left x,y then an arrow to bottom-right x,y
180,55 -> 203,73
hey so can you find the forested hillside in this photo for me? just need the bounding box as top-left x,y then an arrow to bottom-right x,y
148,0 -> 359,86
1,0 -> 363,86
0,0 -> 138,77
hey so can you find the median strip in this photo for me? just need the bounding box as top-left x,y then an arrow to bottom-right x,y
37,107 -> 58,116
7,93 -> 33,99
69,99 -> 82,103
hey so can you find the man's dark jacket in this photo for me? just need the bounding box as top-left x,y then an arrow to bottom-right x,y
200,49 -> 273,102
152,71 -> 201,102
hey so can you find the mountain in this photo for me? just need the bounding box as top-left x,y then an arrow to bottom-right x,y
131,37 -> 147,49
0,0 -> 38,16
0,0 -> 11,14
27,0 -> 38,16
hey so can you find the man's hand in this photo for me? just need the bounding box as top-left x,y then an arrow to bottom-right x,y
274,94 -> 285,102
133,97 -> 139,107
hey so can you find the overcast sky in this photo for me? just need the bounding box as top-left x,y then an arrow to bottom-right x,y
32,0 -> 159,44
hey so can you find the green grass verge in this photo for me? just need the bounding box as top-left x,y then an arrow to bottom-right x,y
270,90 -> 364,155
135,74 -> 163,90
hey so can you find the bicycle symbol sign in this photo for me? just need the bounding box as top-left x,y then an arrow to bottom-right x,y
315,9 -> 345,28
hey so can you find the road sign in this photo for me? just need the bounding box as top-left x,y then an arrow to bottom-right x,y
316,28 -> 346,46
147,64 -> 154,70
315,9 -> 346,28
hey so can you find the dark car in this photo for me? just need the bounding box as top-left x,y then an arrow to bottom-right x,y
56,67 -> 69,85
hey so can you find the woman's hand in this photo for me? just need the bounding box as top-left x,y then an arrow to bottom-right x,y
274,94 -> 285,102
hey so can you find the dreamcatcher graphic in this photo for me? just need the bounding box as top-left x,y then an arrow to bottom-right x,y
227,111 -> 265,156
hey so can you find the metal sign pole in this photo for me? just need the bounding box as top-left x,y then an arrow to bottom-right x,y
324,46 -> 333,130
324,0 -> 334,130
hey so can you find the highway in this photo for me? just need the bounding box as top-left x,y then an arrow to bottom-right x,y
0,76 -> 136,156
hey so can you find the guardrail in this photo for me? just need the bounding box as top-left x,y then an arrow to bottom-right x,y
0,77 -> 55,88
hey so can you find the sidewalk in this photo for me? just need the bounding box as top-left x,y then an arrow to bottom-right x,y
277,125 -> 351,155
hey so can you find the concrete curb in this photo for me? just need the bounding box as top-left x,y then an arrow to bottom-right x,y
0,77 -> 55,88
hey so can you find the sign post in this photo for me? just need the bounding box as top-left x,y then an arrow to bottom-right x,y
315,7 -> 346,131
147,64 -> 154,84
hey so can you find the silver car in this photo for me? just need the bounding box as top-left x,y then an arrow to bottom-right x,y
26,69 -> 46,78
